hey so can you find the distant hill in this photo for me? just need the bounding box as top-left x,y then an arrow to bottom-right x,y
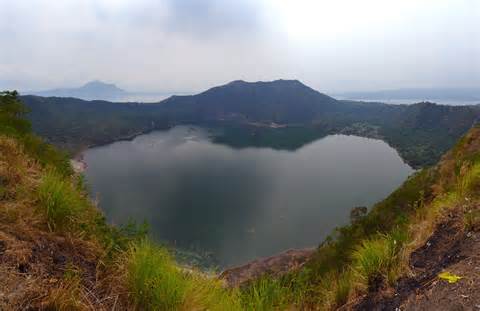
336,87 -> 480,104
29,80 -> 128,101
28,80 -> 180,102
19,79 -> 480,168
160,79 -> 339,123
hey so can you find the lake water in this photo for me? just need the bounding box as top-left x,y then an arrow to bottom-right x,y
83,126 -> 413,267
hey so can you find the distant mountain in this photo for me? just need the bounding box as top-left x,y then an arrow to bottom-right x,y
336,87 -> 480,104
29,80 -> 128,101
160,79 -> 339,123
20,79 -> 480,168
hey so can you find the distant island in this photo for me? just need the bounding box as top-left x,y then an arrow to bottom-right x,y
27,80 -> 176,102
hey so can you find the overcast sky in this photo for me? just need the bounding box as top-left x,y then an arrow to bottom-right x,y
1,0 -> 479,93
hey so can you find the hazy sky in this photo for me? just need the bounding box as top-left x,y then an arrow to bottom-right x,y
1,0 -> 479,93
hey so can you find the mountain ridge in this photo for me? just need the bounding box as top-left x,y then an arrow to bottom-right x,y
19,79 -> 480,168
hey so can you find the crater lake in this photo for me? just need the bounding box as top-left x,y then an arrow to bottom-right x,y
83,126 -> 413,267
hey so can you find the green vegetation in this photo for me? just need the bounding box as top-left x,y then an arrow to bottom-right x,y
1,91 -> 72,175
126,240 -> 187,309
20,80 -> 480,168
235,124 -> 480,310
2,90 -> 244,310
125,239 -> 244,310
352,230 -> 407,288
240,278 -> 291,310
2,89 -> 480,309
37,170 -> 88,231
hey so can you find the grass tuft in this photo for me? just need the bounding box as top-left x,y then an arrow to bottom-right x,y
37,170 -> 86,231
352,229 -> 407,290
46,269 -> 90,311
240,277 -> 291,311
126,239 -> 187,310
459,162 -> 480,197
125,239 -> 242,310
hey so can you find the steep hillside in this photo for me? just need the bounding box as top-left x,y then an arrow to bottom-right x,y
20,80 -> 480,168
0,92 -> 242,310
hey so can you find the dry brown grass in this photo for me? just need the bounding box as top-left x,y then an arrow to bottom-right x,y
0,136 -> 128,310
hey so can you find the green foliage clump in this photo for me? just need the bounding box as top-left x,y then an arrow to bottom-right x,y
126,239 -> 187,310
1,91 -> 72,176
126,239 -> 242,310
240,278 -> 291,311
352,229 -> 407,289
459,162 -> 480,197
0,91 -> 31,135
36,168 -> 147,254
37,170 -> 88,231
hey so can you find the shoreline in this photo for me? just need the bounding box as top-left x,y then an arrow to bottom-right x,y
70,125 -> 173,172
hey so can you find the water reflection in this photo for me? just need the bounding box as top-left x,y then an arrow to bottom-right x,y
84,126 -> 413,267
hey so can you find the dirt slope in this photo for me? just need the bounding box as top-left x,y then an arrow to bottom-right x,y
349,206 -> 480,311
0,137 -> 124,310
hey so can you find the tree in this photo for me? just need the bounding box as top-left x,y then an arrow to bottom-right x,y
0,90 -> 31,135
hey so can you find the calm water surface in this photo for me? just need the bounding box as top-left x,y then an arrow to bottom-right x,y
84,126 -> 413,267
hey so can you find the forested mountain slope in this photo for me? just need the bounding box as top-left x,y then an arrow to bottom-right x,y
21,80 -> 480,167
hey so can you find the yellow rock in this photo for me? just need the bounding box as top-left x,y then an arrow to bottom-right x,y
438,271 -> 462,283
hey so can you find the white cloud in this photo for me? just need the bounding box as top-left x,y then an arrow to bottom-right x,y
1,0 -> 478,93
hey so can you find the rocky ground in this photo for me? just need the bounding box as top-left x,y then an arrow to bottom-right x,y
220,248 -> 316,288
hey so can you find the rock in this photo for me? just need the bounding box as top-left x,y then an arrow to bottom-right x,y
219,248 -> 315,287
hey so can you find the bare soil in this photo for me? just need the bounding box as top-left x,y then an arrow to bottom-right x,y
0,221 -> 122,310
351,207 -> 480,311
